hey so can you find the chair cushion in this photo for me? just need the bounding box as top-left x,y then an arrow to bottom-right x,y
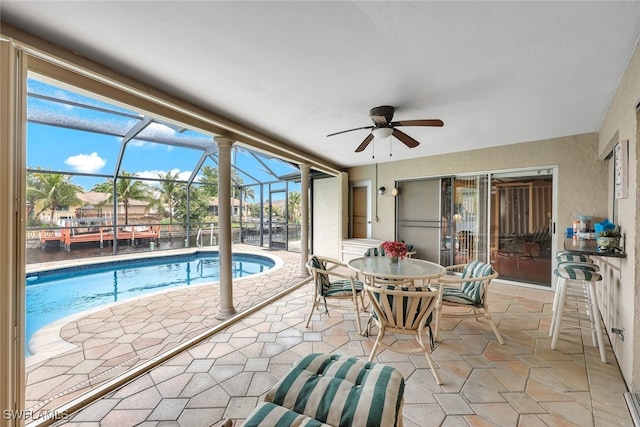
556,253 -> 591,263
441,287 -> 482,307
373,285 -> 433,326
242,402 -> 331,427
459,261 -> 493,303
325,279 -> 364,297
309,256 -> 331,295
364,247 -> 385,256
554,266 -> 602,281
265,353 -> 405,427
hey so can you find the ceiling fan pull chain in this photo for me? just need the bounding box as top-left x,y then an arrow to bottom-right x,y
389,137 -> 392,156
372,141 -> 375,159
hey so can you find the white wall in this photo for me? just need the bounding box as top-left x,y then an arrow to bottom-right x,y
312,174 -> 346,259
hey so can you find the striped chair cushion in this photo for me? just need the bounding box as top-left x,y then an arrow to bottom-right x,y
456,261 -> 493,304
324,279 -> 364,297
441,287 -> 482,307
242,402 -> 331,427
265,353 -> 405,427
364,247 -> 385,257
556,262 -> 599,272
372,285 -> 433,326
309,256 -> 331,295
556,253 -> 591,263
554,266 -> 602,281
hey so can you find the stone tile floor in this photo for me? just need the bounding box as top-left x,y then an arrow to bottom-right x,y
25,245 -> 630,426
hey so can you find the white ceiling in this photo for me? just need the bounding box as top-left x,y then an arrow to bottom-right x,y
2,1 -> 640,169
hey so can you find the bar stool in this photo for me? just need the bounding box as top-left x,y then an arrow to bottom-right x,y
548,260 -> 598,337
549,253 -> 595,334
550,265 -> 607,363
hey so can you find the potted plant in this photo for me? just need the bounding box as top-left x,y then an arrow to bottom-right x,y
381,240 -> 407,265
596,228 -> 621,251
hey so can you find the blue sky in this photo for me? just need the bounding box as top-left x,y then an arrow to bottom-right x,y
26,77 -> 299,193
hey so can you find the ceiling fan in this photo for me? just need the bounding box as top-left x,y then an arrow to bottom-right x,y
327,105 -> 444,153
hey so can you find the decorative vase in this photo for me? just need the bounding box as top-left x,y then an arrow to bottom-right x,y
389,256 -> 399,265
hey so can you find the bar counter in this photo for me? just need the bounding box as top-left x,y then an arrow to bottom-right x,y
563,238 -> 627,258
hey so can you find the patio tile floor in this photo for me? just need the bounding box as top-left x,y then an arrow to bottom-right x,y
24,245 -> 631,426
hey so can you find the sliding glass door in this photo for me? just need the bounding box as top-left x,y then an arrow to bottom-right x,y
395,168 -> 554,287
451,175 -> 489,265
490,169 -> 554,286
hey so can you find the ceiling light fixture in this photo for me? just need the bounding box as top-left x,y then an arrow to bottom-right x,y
372,126 -> 393,139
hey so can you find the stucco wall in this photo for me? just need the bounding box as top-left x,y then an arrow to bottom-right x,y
312,175 -> 344,259
348,132 -> 608,255
599,41 -> 640,390
347,133 -> 640,386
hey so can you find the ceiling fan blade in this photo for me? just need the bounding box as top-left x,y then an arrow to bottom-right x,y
355,133 -> 374,152
391,119 -> 444,127
392,129 -> 420,148
326,126 -> 373,137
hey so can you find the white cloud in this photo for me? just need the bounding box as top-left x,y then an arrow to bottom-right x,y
137,168 -> 192,184
65,152 -> 106,174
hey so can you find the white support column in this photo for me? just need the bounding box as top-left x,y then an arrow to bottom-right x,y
214,136 -> 237,319
300,163 -> 310,277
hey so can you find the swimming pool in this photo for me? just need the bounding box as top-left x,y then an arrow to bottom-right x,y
25,251 -> 276,355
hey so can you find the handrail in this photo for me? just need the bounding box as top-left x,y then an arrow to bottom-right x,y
196,228 -> 203,247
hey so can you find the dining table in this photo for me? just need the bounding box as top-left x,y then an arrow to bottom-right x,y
347,256 -> 446,286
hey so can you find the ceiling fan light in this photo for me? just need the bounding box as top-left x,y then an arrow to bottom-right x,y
372,127 -> 393,139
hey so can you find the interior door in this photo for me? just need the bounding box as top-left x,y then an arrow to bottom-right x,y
352,186 -> 368,238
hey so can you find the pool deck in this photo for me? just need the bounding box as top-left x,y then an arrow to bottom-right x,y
24,244 -> 632,426
25,244 -> 308,415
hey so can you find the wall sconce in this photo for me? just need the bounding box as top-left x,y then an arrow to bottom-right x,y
378,187 -> 385,195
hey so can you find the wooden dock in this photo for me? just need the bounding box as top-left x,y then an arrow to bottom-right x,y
40,226 -> 158,250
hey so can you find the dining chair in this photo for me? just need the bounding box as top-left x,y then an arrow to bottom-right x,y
434,261 -> 504,344
366,283 -> 442,384
305,255 -> 365,335
364,247 -> 386,257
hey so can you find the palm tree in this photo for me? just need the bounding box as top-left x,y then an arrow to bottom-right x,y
148,171 -> 184,228
288,191 -> 301,223
92,171 -> 151,225
199,165 -> 218,198
240,185 -> 256,219
27,172 -> 83,224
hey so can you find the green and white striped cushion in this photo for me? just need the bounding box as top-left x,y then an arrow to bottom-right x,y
372,285 -> 433,325
556,261 -> 598,272
554,266 -> 602,281
242,402 -> 331,427
556,253 -> 591,263
324,279 -> 364,297
265,353 -> 405,427
364,247 -> 385,257
309,256 -> 331,295
441,287 -> 480,306
457,261 -> 493,304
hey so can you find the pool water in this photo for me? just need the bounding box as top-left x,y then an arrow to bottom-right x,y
25,252 -> 275,354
